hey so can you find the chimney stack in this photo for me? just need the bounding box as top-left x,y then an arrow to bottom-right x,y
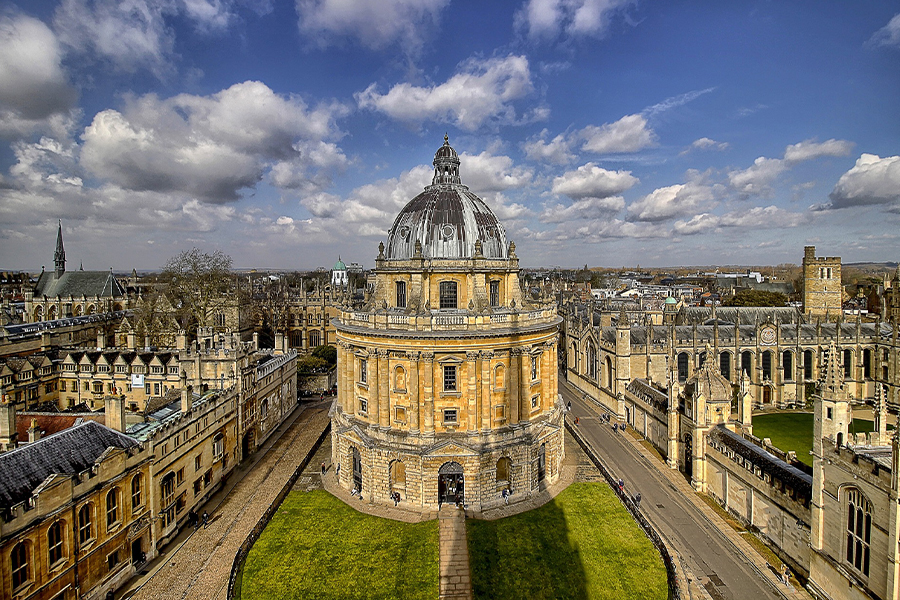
27,418 -> 41,443
180,371 -> 192,413
0,390 -> 18,451
105,395 -> 126,433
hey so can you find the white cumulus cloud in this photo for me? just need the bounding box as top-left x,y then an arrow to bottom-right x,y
296,0 -> 449,54
80,81 -> 348,202
551,162 -> 638,199
522,129 -> 576,164
628,172 -> 718,222
459,151 -> 532,192
869,13 -> 900,47
783,138 -> 854,164
580,114 -> 655,154
356,55 -> 539,131
727,157 -> 786,198
822,154 -> 900,210
0,15 -> 77,137
514,0 -> 631,43
673,206 -> 803,235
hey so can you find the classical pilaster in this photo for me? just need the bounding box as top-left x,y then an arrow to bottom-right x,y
368,347 -> 379,424
467,351 -> 478,431
407,351 -> 420,433
423,352 -> 434,432
378,349 -> 390,428
480,351 -> 493,430
509,348 -> 520,424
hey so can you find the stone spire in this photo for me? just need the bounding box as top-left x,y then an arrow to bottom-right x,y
54,220 -> 66,278
820,343 -> 847,400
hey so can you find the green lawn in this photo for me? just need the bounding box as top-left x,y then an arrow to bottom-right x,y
752,413 -> 889,467
467,482 -> 667,600
240,490 -> 439,600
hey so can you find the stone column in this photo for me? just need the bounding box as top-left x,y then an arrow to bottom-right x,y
378,349 -> 390,428
423,352 -> 434,432
467,351 -> 478,431
509,348 -> 520,424
368,348 -> 379,424
407,352 -> 420,433
481,351 -> 492,430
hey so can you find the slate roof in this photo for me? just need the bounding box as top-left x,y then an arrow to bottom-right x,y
33,269 -> 125,299
0,420 -> 140,508
708,426 -> 812,498
677,306 -> 801,326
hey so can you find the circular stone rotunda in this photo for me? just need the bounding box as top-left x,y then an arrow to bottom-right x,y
330,136 -> 564,511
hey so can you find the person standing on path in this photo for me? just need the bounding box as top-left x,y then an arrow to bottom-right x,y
202,511 -> 209,529
321,461 -> 326,475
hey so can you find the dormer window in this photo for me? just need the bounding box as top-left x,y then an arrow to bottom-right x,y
396,281 -> 407,309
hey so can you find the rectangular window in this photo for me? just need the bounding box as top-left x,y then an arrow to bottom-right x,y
359,397 -> 368,414
106,491 -> 118,529
396,281 -> 407,308
176,468 -> 185,485
531,356 -> 539,380
359,359 -> 367,384
443,365 -> 457,391
394,406 -> 407,422
203,470 -> 212,486
443,409 -> 458,424
531,395 -> 539,410
195,455 -> 202,471
489,280 -> 501,307
194,479 -> 203,497
107,550 -> 120,572
439,281 -> 457,309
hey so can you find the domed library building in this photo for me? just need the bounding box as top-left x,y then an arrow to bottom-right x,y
330,136 -> 564,511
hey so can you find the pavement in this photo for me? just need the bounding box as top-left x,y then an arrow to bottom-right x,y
438,506 -> 473,600
564,382 -> 812,600
118,400 -> 331,600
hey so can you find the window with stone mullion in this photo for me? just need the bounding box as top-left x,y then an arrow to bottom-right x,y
443,365 -> 457,391
439,281 -> 457,309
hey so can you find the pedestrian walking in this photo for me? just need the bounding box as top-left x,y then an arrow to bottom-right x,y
634,492 -> 642,509
574,416 -> 580,426
336,463 -> 340,479
502,488 -> 510,505
202,511 -> 209,529
566,400 -> 571,411
617,478 -> 624,492
321,461 -> 326,475
780,564 -> 790,586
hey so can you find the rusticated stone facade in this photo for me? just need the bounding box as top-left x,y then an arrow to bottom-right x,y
330,138 -> 563,511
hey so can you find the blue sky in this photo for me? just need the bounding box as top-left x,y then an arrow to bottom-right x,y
0,0 -> 898,271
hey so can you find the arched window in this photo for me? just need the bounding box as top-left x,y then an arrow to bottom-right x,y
439,281 -> 457,309
782,351 -> 793,381
571,342 -> 579,373
33,306 -> 43,321
741,351 -> 752,377
48,305 -> 57,320
309,330 -> 321,347
78,503 -> 93,544
132,474 -> 143,510
844,349 -> 853,379
394,366 -> 406,391
11,541 -> 29,589
677,353 -> 689,382
86,304 -> 96,315
720,352 -> 731,380
804,349 -> 814,379
863,348 -> 872,379
106,488 -> 119,530
496,457 -> 512,483
390,460 -> 406,491
587,342 -> 597,381
494,364 -> 505,389
846,488 -> 871,577
605,356 -> 613,389
48,521 -> 64,565
762,351 -> 773,381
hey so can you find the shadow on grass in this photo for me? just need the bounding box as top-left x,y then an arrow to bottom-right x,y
468,495 -> 588,600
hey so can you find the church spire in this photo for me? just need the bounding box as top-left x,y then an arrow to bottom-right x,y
54,220 -> 66,278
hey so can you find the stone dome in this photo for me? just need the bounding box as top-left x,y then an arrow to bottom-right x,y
385,136 -> 508,260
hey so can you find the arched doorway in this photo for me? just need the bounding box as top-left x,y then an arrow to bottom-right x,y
537,443 -> 546,482
351,447 -> 362,492
683,434 -> 693,479
242,430 -> 255,459
438,461 -> 464,506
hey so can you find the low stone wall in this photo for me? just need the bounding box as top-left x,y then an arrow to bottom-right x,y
566,421 -> 683,600
226,423 -> 331,600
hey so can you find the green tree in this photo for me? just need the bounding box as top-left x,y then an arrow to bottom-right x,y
297,355 -> 328,374
723,290 -> 788,307
312,344 -> 337,366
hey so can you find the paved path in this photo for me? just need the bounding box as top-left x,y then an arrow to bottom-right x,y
438,506 -> 473,600
564,382 -> 810,600
121,402 -> 330,600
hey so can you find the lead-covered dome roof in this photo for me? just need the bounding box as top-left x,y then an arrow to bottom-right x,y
385,136 -> 508,260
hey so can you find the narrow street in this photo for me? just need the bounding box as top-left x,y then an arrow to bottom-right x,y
563,382 -> 795,600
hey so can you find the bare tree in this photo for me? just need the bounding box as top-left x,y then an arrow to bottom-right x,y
162,248 -> 235,336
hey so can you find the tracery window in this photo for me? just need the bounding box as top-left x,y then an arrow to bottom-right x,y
846,488 -> 871,576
